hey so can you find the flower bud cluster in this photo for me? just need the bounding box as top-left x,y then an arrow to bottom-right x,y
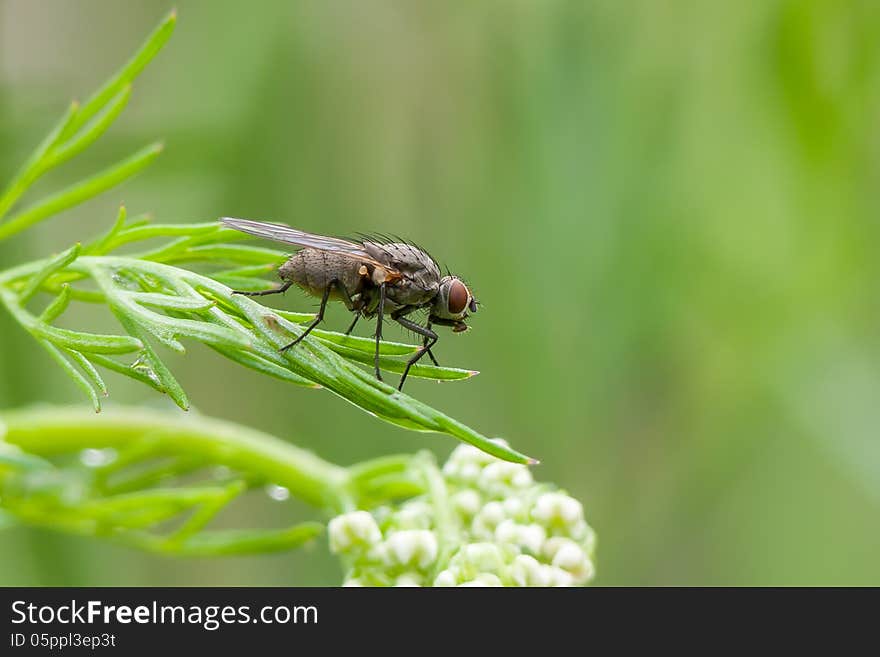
329,443 -> 596,586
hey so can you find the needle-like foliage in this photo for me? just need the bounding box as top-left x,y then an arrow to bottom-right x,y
0,406 -> 404,556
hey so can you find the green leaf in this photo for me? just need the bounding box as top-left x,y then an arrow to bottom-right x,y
0,143 -> 164,241
170,480 -> 247,543
48,85 -> 133,168
31,323 -> 143,355
87,353 -> 168,394
328,342 -> 478,381
112,312 -> 190,410
128,291 -> 216,312
65,348 -> 108,397
209,344 -> 319,388
94,221 -> 224,254
312,329 -> 420,356
62,10 -> 177,138
39,284 -> 73,323
210,274 -> 278,292
148,243 -> 285,265
19,243 -> 81,304
37,339 -> 102,412
0,101 -> 79,221
172,523 -> 324,556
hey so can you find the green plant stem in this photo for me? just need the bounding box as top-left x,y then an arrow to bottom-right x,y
417,452 -> 458,580
0,406 -> 351,512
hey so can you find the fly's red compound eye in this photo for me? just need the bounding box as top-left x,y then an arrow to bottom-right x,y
448,279 -> 469,315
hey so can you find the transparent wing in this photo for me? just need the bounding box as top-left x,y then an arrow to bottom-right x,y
221,217 -> 390,269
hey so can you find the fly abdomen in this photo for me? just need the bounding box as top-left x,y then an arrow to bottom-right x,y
280,248 -> 363,300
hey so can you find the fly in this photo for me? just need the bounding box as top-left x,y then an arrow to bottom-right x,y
220,217 -> 479,391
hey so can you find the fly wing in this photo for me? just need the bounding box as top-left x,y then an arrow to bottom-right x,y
221,218 -> 396,273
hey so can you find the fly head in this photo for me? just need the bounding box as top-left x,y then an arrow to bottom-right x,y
431,275 -> 478,332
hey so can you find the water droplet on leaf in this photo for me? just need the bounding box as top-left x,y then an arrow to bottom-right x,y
80,448 -> 117,467
265,484 -> 290,501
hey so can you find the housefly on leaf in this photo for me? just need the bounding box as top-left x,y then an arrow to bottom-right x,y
220,217 -> 478,391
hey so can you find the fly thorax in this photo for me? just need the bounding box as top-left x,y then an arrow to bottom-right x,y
386,278 -> 437,307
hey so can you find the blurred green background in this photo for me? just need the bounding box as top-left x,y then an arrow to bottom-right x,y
1,0 -> 879,585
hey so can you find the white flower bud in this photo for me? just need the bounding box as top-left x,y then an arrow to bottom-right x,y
433,569 -> 459,587
479,462 -> 533,492
544,565 -> 575,587
331,446 -> 596,587
551,540 -> 594,584
471,500 -> 506,539
458,573 -> 503,587
452,489 -> 482,517
367,541 -> 390,566
569,519 -> 591,542
385,530 -> 438,570
574,521 -> 597,556
520,524 -> 547,554
442,460 -> 460,478
495,520 -> 546,555
494,519 -> 518,544
502,496 -> 525,518
395,572 -> 424,587
328,511 -> 382,554
542,536 -> 573,561
532,492 -> 584,529
453,542 -> 506,574
396,500 -> 433,529
510,555 -> 548,587
448,444 -> 495,467
552,541 -> 585,569
458,461 -> 481,483
480,501 -> 506,525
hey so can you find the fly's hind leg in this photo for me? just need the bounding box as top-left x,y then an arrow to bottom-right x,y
340,286 -> 362,335
233,281 -> 292,297
280,280 -> 341,351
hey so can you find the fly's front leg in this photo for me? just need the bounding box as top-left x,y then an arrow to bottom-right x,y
393,314 -> 439,391
372,283 -> 386,381
423,319 -> 439,366
280,280 -> 337,351
233,281 -> 292,297
392,306 -> 439,366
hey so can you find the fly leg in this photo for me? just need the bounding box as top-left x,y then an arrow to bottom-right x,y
334,284 -> 362,335
423,319 -> 439,366
280,280 -> 338,351
232,281 -> 292,297
344,313 -> 360,336
392,306 -> 439,366
372,284 -> 386,381
393,313 -> 439,391
372,283 -> 386,381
